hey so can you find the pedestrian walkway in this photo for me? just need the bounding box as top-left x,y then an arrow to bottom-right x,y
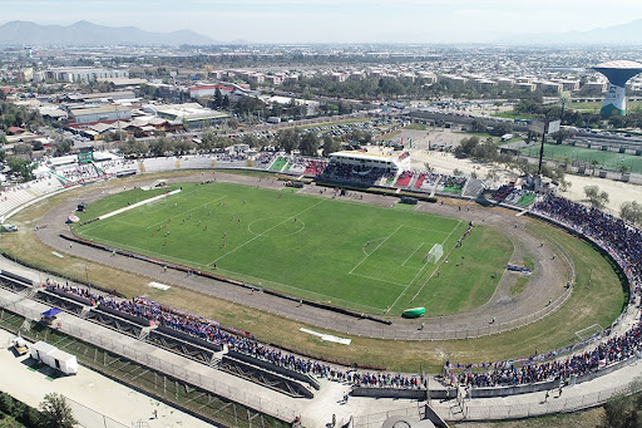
0,328 -> 213,428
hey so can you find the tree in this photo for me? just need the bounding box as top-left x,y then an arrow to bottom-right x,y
454,136 -> 480,158
276,128 -> 300,154
322,135 -> 341,157
600,391 -> 641,428
227,118 -> 239,129
487,121 -> 513,137
237,134 -> 257,149
299,132 -> 319,156
149,137 -> 174,157
119,137 -> 148,157
54,140 -> 73,157
7,157 -> 35,181
584,185 -> 609,209
620,201 -> 642,226
39,393 -> 77,428
470,118 -> 487,133
222,95 -> 230,109
173,138 -> 194,155
214,88 -> 223,108
13,143 -> 33,159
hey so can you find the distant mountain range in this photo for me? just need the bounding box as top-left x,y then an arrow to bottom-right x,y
0,20 -> 216,47
494,18 -> 642,45
1,19 -> 641,46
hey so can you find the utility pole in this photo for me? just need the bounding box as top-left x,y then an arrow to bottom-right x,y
534,119 -> 561,176
537,122 -> 547,176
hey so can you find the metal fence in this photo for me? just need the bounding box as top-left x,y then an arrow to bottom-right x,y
64,396 -> 129,428
58,322 -> 298,424
0,297 -> 296,426
351,404 -> 425,428
430,379 -> 642,422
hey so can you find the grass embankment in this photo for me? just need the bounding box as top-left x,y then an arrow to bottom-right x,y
0,174 -> 625,373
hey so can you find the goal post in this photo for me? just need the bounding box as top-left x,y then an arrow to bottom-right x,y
425,244 -> 444,264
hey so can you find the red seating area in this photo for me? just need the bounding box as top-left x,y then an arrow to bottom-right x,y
414,173 -> 426,189
395,170 -> 414,187
304,160 -> 328,176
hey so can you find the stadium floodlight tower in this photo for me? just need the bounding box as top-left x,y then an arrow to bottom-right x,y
592,60 -> 642,118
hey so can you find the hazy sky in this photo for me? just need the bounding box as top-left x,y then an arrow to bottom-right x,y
3,0 -> 641,43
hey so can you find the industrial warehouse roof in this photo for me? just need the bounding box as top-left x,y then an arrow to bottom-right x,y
69,105 -> 131,116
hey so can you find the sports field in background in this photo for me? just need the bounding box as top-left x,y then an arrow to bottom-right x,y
520,143 -> 642,174
73,182 -> 512,315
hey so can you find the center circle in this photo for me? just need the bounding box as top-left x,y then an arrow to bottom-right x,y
247,216 -> 306,237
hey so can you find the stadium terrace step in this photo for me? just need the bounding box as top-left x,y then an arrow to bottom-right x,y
94,304 -> 151,326
221,353 -> 315,399
146,329 -> 216,365
155,325 -> 223,352
226,350 -> 321,390
85,308 -> 144,338
34,290 -> 86,315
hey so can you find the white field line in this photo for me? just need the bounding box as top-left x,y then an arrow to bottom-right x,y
209,200 -> 325,265
145,195 -> 227,230
349,224 -> 403,275
348,272 -> 407,287
218,268 -> 386,312
387,219 -> 463,313
98,189 -> 181,220
402,242 -> 426,267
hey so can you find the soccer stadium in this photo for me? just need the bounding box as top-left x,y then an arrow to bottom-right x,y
0,149 -> 640,428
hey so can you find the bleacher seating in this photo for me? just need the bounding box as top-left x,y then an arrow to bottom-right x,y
227,350 -> 320,390
438,176 -> 467,194
321,162 -> 390,187
178,155 -> 216,170
53,163 -> 105,184
0,176 -> 64,219
147,329 -> 216,364
155,325 -> 222,352
139,157 -> 176,173
221,353 -> 315,399
34,290 -> 86,315
395,170 -> 414,187
85,308 -> 144,338
0,271 -> 32,293
94,304 -> 151,326
96,158 -> 139,176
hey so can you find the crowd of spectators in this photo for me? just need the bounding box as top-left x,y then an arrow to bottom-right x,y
304,159 -> 328,176
55,164 -> 105,183
322,162 -> 390,186
446,193 -> 642,388
42,282 -> 420,388
215,152 -> 250,163
253,152 -> 276,168
395,170 -> 415,187
533,194 -> 642,280
448,315 -> 641,387
490,184 -> 515,202
440,176 -> 467,193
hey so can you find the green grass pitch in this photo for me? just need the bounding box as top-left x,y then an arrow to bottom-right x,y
520,143 -> 642,174
74,182 -> 513,315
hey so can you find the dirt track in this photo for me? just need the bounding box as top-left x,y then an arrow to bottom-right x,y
34,171 -> 572,341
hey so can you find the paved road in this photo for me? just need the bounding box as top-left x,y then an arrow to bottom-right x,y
32,172 -> 570,341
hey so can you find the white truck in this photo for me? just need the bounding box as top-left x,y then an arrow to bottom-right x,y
30,341 -> 78,375
11,335 -> 29,355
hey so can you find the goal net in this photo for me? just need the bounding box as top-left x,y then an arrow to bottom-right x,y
425,244 -> 444,264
